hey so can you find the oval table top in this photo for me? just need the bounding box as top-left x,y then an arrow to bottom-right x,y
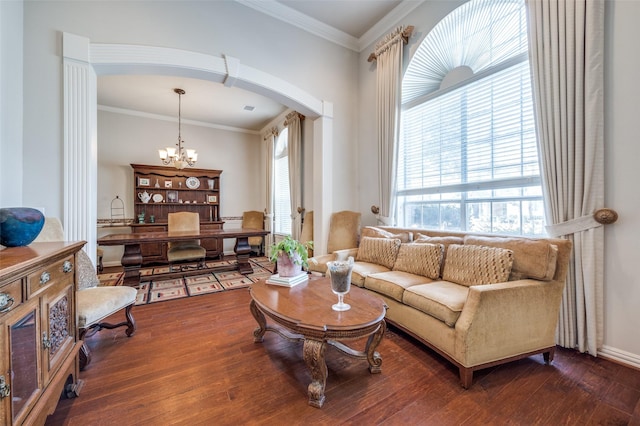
250,275 -> 386,335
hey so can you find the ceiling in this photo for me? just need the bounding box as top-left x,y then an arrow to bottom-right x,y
97,0 -> 414,132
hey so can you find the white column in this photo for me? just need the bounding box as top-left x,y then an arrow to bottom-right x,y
312,101 -> 333,255
63,32 -> 97,263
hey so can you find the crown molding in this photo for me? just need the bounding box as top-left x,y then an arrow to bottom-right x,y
235,0 -> 359,51
98,105 -> 260,135
358,0 -> 425,51
235,0 -> 425,53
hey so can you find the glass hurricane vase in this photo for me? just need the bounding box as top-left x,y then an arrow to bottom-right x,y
327,257 -> 354,311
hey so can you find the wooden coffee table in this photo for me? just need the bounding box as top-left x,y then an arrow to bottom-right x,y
249,276 -> 387,408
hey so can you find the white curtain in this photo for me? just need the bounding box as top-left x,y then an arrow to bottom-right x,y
374,26 -> 406,226
263,127 -> 278,250
526,0 -> 605,355
285,111 -> 303,239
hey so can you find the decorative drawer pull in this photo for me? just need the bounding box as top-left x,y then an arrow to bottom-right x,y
0,293 -> 14,313
0,376 -> 10,399
40,271 -> 51,285
63,260 -> 73,273
42,332 -> 51,349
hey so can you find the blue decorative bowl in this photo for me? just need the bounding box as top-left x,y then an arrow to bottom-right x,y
0,207 -> 45,247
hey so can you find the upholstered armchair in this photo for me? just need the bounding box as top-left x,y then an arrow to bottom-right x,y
35,218 -> 137,370
167,212 -> 207,271
299,210 -> 314,258
308,210 -> 361,275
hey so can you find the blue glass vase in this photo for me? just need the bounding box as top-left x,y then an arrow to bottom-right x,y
0,207 -> 45,247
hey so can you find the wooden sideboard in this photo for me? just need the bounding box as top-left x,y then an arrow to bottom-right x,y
130,164 -> 224,265
0,241 -> 85,425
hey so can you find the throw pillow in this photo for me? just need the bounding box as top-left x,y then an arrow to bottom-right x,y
356,236 -> 402,269
361,226 -> 412,243
443,244 -> 513,286
464,236 -> 558,281
392,243 -> 443,279
77,249 -> 100,290
413,234 -> 464,275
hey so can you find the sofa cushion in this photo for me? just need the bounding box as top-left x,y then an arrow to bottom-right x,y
413,234 -> 463,276
361,226 -> 412,243
464,236 -> 558,281
364,271 -> 433,302
392,243 -> 442,279
443,244 -> 514,286
356,236 -> 402,269
403,281 -> 469,327
351,262 -> 390,287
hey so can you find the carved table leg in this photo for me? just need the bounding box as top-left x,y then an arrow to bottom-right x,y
303,338 -> 327,408
365,319 -> 385,373
235,236 -> 253,274
250,300 -> 267,342
121,243 -> 143,286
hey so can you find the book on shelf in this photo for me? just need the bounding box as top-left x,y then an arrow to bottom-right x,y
266,272 -> 309,287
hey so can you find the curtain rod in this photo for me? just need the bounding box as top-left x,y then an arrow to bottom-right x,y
367,25 -> 415,62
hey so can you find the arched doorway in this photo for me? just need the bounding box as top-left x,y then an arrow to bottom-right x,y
63,33 -> 333,262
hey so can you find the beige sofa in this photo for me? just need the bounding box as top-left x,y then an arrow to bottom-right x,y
311,226 -> 572,388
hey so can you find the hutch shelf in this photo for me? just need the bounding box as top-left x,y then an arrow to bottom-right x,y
130,164 -> 224,264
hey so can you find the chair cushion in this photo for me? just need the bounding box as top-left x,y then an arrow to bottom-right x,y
443,244 -> 514,286
392,243 -> 442,279
403,281 -> 469,327
77,249 -> 100,290
364,271 -> 433,302
77,286 -> 137,328
167,244 -> 206,262
356,236 -> 402,269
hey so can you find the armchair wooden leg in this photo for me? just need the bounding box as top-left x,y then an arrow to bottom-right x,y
78,304 -> 136,370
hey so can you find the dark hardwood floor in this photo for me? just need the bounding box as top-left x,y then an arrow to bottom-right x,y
46,287 -> 640,425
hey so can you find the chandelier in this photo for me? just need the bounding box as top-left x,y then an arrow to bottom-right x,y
158,88 -> 197,169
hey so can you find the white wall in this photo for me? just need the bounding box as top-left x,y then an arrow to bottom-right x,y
97,110 -> 262,219
97,109 -> 262,263
21,0 -> 360,223
601,0 -> 640,366
0,0 -> 23,208
357,0 -> 640,368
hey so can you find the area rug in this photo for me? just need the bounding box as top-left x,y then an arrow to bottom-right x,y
98,257 -> 278,306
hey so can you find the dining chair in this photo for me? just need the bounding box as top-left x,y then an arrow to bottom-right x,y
167,211 -> 207,271
242,210 -> 265,256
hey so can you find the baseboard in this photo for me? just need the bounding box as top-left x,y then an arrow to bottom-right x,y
598,345 -> 640,370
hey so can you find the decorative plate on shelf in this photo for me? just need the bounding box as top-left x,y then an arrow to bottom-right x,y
152,193 -> 163,203
185,177 -> 200,189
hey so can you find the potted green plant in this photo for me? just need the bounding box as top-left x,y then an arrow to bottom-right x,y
269,235 -> 313,277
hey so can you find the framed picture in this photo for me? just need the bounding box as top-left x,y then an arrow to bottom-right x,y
207,195 -> 217,203
164,180 -> 173,188
138,177 -> 150,187
167,191 -> 178,203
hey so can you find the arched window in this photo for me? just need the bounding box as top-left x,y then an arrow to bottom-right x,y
273,127 -> 291,235
397,0 -> 543,235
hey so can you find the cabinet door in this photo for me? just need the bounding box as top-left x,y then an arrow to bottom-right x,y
133,225 -> 168,264
201,223 -> 223,258
41,280 -> 75,386
2,298 -> 43,425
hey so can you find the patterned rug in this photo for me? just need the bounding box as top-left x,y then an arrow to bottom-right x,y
97,257 -> 276,306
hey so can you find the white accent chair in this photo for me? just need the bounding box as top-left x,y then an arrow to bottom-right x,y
35,218 -> 137,370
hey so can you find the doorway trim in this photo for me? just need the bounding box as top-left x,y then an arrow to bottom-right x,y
63,33 -> 333,262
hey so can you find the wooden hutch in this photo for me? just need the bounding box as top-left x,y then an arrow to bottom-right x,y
130,164 -> 223,265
